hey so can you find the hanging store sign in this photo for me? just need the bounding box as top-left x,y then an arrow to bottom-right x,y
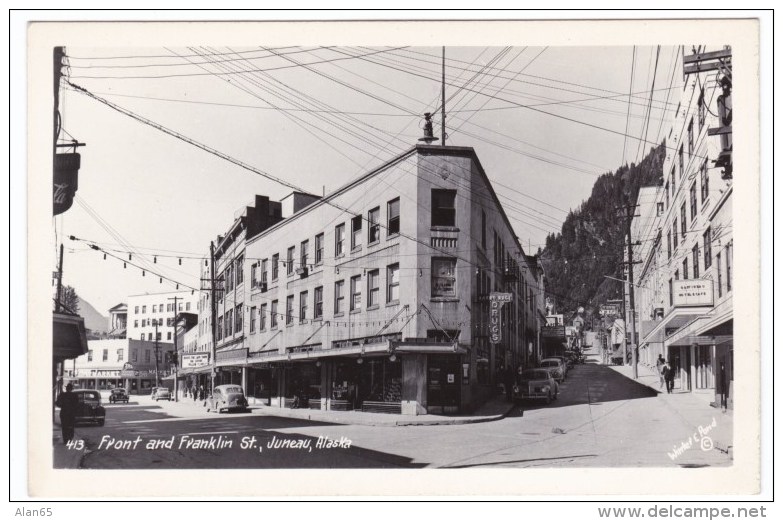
672,280 -> 714,307
489,292 -> 512,344
53,153 -> 80,216
181,353 -> 210,368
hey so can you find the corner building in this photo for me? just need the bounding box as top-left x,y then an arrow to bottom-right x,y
220,145 -> 545,415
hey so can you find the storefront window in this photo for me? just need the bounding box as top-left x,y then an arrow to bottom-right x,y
432,258 -> 457,297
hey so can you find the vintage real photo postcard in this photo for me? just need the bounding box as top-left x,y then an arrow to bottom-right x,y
24,17 -> 762,497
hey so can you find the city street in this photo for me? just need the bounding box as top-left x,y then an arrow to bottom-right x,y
58,348 -> 732,469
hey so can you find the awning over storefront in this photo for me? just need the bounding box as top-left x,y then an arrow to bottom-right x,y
215,347 -> 248,367
392,341 -> 467,355
667,334 -> 733,348
53,312 -> 88,362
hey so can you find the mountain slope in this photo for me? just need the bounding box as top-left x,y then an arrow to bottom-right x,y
77,297 -> 109,333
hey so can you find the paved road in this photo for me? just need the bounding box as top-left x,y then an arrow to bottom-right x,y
66,349 -> 731,469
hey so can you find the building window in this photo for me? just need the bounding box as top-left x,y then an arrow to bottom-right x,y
272,253 -> 279,281
216,318 -> 223,341
678,145 -> 684,177
286,246 -> 295,276
368,207 -> 381,244
350,275 -> 362,311
87,350 -> 93,362
698,89 -> 706,130
687,118 -> 694,158
300,240 -> 309,270
690,183 -> 697,220
251,263 -> 258,288
669,278 -> 674,307
286,295 -> 294,325
141,333 -> 146,341
235,304 -> 243,332
432,258 -> 457,297
225,309 -> 233,336
726,243 -> 732,292
142,305 -> 147,314
134,306 -> 139,314
131,350 -> 137,362
700,160 -> 709,204
680,204 -> 687,237
261,259 -> 268,285
334,280 -> 345,314
675,269 -> 679,281
299,291 -> 308,323
271,301 -> 278,329
167,332 -> 171,340
665,181 -> 670,209
314,286 -> 323,319
657,202 -> 664,216
683,258 -> 689,280
156,332 -> 162,341
716,252 -> 723,297
225,265 -> 233,292
186,302 -> 191,311
167,318 -> 173,327
102,349 -> 108,362
315,234 -> 324,265
387,263 -> 400,303
145,350 -> 151,363
134,320 -> 138,328
387,198 -> 400,236
249,307 -> 257,333
335,223 -> 345,257
152,305 -> 157,313
692,245 -> 700,278
671,168 -> 676,197
351,215 -> 363,250
431,189 -> 457,227
703,228 -> 712,269
367,269 -> 380,308
673,220 -> 678,247
260,304 -> 267,331
236,254 -> 244,285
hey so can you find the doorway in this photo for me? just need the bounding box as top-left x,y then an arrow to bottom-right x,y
427,355 -> 461,414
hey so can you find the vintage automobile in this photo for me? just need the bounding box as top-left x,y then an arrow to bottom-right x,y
152,387 -> 172,401
72,390 -> 106,426
512,369 -> 559,404
539,358 -> 566,383
109,388 -> 130,404
548,355 -> 571,375
206,385 -> 248,413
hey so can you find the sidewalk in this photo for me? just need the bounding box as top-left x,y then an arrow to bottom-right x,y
607,362 -> 733,458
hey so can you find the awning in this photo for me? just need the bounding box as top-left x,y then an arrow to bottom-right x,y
667,334 -> 733,348
53,312 -> 88,362
392,341 -> 467,355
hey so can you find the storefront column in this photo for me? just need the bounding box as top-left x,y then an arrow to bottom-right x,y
241,367 -> 247,396
319,363 -> 328,410
401,354 -> 427,415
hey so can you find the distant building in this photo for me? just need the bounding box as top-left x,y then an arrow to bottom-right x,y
631,46 -> 733,409
107,303 -> 127,338
127,290 -> 199,343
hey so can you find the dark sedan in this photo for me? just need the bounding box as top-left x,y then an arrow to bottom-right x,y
72,390 -> 106,426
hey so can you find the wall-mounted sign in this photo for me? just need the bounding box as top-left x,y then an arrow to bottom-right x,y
181,353 -> 210,368
541,325 -> 566,339
672,280 -> 714,307
489,292 -> 512,344
53,153 -> 80,215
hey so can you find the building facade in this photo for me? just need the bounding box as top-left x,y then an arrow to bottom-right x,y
201,145 -> 546,415
107,303 -> 127,338
126,290 -> 199,343
631,46 -> 734,409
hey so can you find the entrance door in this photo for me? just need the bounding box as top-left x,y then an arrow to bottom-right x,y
427,355 -> 461,414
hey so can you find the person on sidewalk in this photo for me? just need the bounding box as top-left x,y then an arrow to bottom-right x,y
503,366 -> 515,403
55,383 -> 79,444
662,361 -> 675,394
192,385 -> 197,402
656,354 -> 666,389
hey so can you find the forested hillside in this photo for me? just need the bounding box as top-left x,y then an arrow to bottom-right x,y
540,142 -> 666,319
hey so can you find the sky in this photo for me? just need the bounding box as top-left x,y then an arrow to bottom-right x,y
53,44 -> 680,314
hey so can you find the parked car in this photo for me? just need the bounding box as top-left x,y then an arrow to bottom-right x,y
149,387 -> 160,397
548,355 -> 571,375
109,388 -> 129,404
513,369 -> 558,404
152,387 -> 172,401
72,390 -> 106,426
539,358 -> 566,383
206,385 -> 248,413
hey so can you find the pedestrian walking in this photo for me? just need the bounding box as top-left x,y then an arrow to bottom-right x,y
198,384 -> 204,401
662,361 -> 675,394
192,385 -> 197,402
503,366 -> 515,402
719,362 -> 728,412
656,354 -> 666,389
55,383 -> 79,444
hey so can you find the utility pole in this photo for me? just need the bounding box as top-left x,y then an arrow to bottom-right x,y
209,241 -> 218,396
153,321 -> 161,387
441,46 -> 446,145
616,204 -> 642,379
55,243 -> 64,312
168,296 -> 180,402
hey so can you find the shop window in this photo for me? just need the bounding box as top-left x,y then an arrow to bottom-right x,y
286,295 -> 294,326
387,198 -> 400,236
335,223 -> 345,257
314,286 -> 323,319
315,233 -> 324,265
260,304 -> 267,331
272,254 -> 279,281
299,291 -> 308,323
334,280 -> 345,314
271,301 -> 278,329
350,275 -> 362,311
286,246 -> 295,276
387,264 -> 400,303
431,189 -> 456,227
703,228 -> 712,269
367,270 -> 380,308
432,258 -> 457,298
351,215 -> 363,250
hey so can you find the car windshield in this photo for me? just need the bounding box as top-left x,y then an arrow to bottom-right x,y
223,387 -> 243,394
521,371 -> 549,380
540,361 -> 558,367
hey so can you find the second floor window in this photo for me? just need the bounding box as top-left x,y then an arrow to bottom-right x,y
432,189 -> 457,227
300,240 -> 309,270
367,269 -> 380,307
334,280 -> 345,314
117,349 -> 124,362
235,304 -> 243,332
250,306 -> 257,333
260,304 -> 267,331
87,350 -> 93,362
690,183 -> 697,220
432,258 -> 457,297
299,291 -> 308,323
387,263 -> 400,303
314,286 -> 323,319
315,233 -> 324,264
272,254 -> 279,280
286,295 -> 294,325
368,207 -> 380,243
287,247 -> 295,276
251,263 -> 258,287
350,275 -> 362,311
271,301 -> 278,328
